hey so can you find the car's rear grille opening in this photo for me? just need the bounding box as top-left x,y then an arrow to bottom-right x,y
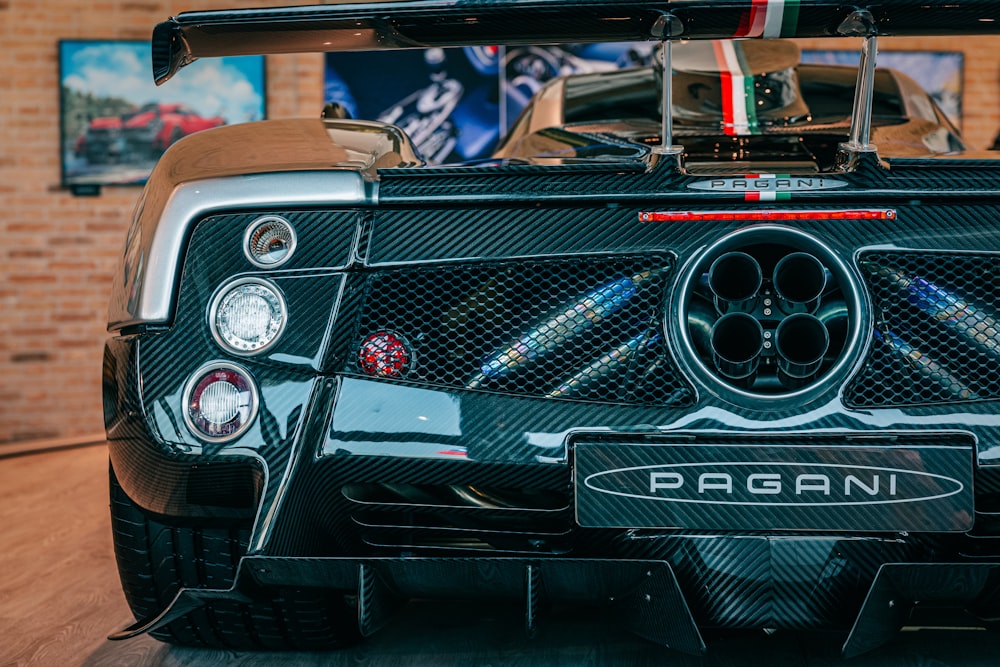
342,483 -> 574,554
350,254 -> 694,406
847,251 -> 1000,407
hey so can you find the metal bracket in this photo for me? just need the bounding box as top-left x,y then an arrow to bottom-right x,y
524,563 -> 542,638
614,563 -> 706,655
358,563 -> 403,637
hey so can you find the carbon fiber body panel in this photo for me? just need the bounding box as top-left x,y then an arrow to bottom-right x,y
105,174 -> 1000,649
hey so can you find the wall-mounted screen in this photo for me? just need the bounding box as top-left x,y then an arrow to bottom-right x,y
324,44 -> 654,164
326,45 -> 964,165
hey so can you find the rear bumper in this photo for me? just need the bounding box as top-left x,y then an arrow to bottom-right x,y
104,335 -> 1000,654
110,553 -> 1000,658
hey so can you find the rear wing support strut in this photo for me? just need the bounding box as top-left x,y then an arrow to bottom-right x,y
649,8 -> 882,171
838,10 -> 881,167
846,33 -> 878,152
651,13 -> 684,158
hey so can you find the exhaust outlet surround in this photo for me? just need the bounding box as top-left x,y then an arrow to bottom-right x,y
676,225 -> 865,401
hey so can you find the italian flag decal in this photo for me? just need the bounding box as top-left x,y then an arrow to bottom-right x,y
735,0 -> 801,38
712,40 -> 759,136
718,0 -> 801,135
744,174 -> 793,201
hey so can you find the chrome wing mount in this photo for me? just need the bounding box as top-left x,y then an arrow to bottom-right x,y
651,8 -> 878,169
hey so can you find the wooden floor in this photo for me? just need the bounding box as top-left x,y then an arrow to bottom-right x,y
4,444 -> 1000,666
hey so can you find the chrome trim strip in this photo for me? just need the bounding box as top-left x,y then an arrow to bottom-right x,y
108,170 -> 373,331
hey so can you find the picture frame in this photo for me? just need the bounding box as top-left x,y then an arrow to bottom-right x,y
59,40 -> 266,194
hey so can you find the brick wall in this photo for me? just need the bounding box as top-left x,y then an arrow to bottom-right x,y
0,3 -> 998,444
0,0 -> 323,443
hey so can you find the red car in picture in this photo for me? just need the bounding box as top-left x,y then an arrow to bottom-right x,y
74,115 -> 124,164
123,102 -> 225,158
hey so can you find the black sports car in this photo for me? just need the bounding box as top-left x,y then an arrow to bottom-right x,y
103,0 -> 1000,657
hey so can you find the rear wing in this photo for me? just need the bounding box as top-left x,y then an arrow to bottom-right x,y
153,0 -> 1000,85
152,0 -> 1000,167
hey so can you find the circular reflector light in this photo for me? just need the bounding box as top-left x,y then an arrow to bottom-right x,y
210,278 -> 287,355
359,331 -> 412,377
183,363 -> 259,441
244,215 -> 297,268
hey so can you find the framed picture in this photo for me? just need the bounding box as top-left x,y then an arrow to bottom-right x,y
801,50 -> 963,128
59,40 -> 266,193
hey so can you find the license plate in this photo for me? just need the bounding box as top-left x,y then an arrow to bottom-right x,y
575,442 -> 973,532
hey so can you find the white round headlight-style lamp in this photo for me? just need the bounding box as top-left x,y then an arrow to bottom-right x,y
209,277 -> 287,355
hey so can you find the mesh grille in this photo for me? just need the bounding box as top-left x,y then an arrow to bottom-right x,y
352,255 -> 693,406
847,251 -> 1000,407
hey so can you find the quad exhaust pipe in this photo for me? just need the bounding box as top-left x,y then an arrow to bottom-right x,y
702,249 -> 836,390
710,312 -> 764,384
708,251 -> 762,314
774,313 -> 830,387
774,252 -> 827,313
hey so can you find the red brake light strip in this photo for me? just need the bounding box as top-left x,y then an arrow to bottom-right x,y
638,209 -> 896,222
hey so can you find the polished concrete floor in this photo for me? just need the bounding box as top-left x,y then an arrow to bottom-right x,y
3,443 -> 1000,666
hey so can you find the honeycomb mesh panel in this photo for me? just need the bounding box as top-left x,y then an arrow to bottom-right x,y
847,251 -> 1000,407
352,255 -> 694,406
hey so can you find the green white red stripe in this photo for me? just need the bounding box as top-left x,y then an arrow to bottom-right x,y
744,173 -> 792,201
712,41 -> 759,136
736,0 -> 801,38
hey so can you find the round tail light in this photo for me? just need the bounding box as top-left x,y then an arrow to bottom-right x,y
210,278 -> 287,355
358,331 -> 412,377
183,363 -> 259,441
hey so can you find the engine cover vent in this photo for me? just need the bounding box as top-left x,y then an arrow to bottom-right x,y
353,254 -> 694,406
848,251 -> 1000,407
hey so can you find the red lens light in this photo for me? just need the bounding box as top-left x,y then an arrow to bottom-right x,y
359,331 -> 411,377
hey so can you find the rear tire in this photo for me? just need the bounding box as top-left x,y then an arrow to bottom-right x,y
110,465 -> 359,650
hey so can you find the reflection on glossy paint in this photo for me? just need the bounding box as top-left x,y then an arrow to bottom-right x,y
330,377 -> 462,437
468,269 -> 659,388
875,329 -> 977,400
547,329 -> 659,398
867,263 -> 1000,357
